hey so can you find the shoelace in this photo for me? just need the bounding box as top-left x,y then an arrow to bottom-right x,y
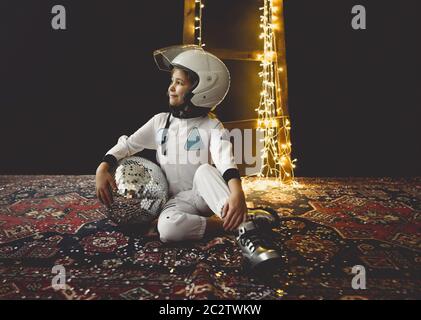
236,228 -> 273,253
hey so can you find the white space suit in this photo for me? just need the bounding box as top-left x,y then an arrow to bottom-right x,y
104,112 -> 240,242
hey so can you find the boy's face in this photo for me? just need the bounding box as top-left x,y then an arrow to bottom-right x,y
168,68 -> 192,107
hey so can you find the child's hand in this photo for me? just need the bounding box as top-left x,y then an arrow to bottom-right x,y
95,164 -> 117,208
222,191 -> 248,231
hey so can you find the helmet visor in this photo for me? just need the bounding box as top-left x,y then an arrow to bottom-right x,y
153,44 -> 204,71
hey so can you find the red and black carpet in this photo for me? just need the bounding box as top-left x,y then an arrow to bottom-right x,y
0,175 -> 420,300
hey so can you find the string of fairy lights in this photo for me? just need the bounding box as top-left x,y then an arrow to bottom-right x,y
193,0 -> 296,182
255,0 -> 296,181
194,0 -> 205,47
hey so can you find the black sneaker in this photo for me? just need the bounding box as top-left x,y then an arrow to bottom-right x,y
235,220 -> 282,275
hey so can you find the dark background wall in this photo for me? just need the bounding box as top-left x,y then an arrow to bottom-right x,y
0,0 -> 419,176
284,0 -> 420,177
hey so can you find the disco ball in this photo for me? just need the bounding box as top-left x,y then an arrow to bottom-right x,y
106,156 -> 169,225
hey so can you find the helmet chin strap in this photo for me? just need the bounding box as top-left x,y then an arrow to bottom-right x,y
168,92 -> 209,119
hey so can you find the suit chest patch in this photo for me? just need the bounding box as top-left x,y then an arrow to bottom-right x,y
184,127 -> 203,151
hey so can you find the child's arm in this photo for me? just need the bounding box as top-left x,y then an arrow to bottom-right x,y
227,177 -> 244,194
209,122 -> 248,231
104,115 -> 158,164
221,177 -> 248,231
95,114 -> 160,207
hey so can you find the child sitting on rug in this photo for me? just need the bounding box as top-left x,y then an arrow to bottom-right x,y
95,45 -> 281,273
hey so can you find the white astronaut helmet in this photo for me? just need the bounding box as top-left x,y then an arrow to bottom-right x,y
154,45 -> 230,110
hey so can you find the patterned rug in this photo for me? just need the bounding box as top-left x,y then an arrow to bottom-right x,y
0,175 -> 420,300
